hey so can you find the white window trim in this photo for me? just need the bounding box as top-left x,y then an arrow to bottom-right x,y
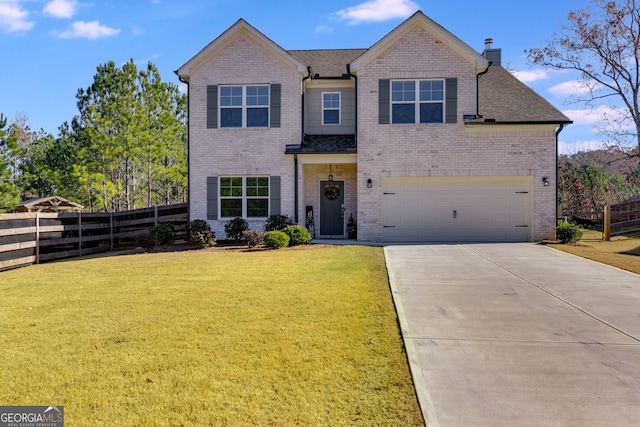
219,176 -> 270,218
219,85 -> 270,128
322,92 -> 341,126
390,79 -> 445,124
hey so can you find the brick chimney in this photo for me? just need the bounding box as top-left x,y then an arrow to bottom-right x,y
482,38 -> 501,66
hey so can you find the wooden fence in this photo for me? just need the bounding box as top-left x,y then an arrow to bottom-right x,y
605,197 -> 640,240
0,203 -> 188,271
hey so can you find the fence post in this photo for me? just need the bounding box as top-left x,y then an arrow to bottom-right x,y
78,212 -> 83,256
110,212 -> 114,251
35,212 -> 40,264
603,205 -> 610,241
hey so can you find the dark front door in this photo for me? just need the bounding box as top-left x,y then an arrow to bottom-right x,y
320,181 -> 344,236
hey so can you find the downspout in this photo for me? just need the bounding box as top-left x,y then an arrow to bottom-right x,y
475,62 -> 491,118
175,71 -> 190,221
296,67 -> 312,223
294,154 -> 299,223
555,124 -> 565,232
301,67 -> 312,142
346,64 -> 358,143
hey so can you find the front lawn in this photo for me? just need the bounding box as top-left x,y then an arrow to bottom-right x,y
549,231 -> 640,274
0,245 -> 423,426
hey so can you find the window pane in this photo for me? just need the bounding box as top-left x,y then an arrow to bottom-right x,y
247,199 -> 268,217
324,110 -> 339,124
246,177 -> 269,197
220,86 -> 242,106
221,108 -> 242,127
247,107 -> 268,127
392,104 -> 415,123
220,177 -> 243,197
420,80 -> 443,101
323,93 -> 340,108
420,103 -> 443,123
221,199 -> 242,218
247,86 -> 268,106
392,81 -> 415,101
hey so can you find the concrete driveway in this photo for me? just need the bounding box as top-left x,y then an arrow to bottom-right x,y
384,243 -> 640,426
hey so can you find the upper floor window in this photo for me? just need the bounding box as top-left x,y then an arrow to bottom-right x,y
220,85 -> 269,128
219,176 -> 269,218
391,79 -> 444,124
322,92 -> 341,125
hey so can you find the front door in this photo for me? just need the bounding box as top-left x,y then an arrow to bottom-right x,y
320,181 -> 344,236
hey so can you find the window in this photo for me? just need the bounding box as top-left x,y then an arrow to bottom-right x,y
219,85 -> 269,128
322,92 -> 340,125
391,79 -> 444,124
219,176 -> 269,218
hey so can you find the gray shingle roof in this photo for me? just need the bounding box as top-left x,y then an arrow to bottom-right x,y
477,66 -> 572,124
285,134 -> 357,154
288,49 -> 366,78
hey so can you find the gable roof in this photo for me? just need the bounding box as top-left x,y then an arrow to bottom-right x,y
350,10 -> 488,72
15,196 -> 84,213
176,18 -> 307,79
288,49 -> 366,78
477,66 -> 572,124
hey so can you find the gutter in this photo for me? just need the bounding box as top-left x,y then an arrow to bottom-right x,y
295,67 -> 312,223
174,71 -> 190,221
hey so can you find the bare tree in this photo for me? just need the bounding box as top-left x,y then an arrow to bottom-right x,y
527,0 -> 640,158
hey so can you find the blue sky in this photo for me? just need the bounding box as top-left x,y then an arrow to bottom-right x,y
0,0 -> 605,154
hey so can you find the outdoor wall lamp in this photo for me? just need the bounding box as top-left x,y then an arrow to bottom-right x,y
542,177 -> 549,187
328,174 -> 333,181
367,178 -> 373,188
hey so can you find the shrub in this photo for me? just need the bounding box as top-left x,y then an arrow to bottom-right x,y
264,214 -> 295,232
556,220 -> 583,243
186,219 -> 216,248
263,230 -> 289,249
284,225 -> 312,246
224,217 -> 249,242
243,230 -> 265,248
190,231 -> 216,248
186,219 -> 210,236
149,223 -> 175,245
136,232 -> 156,249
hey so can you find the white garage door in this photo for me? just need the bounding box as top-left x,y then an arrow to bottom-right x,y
382,177 -> 532,242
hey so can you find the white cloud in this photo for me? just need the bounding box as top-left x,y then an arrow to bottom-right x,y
562,105 -> 625,127
511,69 -> 548,83
558,140 -> 605,155
0,0 -> 35,33
315,25 -> 333,33
549,80 -> 601,96
43,0 -> 77,18
53,20 -> 120,39
333,0 -> 419,24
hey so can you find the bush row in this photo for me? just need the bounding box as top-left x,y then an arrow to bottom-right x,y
138,215 -> 311,250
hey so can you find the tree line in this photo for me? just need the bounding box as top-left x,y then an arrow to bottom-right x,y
0,60 -> 187,213
559,147 -> 640,216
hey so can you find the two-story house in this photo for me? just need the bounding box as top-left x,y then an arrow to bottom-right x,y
176,11 -> 571,243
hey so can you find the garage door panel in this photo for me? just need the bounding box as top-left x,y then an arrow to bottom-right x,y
382,177 -> 532,242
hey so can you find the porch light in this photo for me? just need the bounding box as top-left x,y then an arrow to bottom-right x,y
542,177 -> 549,187
328,174 -> 333,181
367,178 -> 372,188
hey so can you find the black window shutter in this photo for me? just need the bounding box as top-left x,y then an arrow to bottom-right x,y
378,79 -> 390,124
445,78 -> 457,124
270,84 -> 281,128
270,176 -> 281,215
207,85 -> 218,129
207,176 -> 218,220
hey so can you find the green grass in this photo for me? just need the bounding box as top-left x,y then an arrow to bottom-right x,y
0,245 -> 423,426
549,231 -> 640,275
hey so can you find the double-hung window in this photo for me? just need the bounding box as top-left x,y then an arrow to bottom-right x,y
391,79 -> 444,124
219,85 -> 269,128
220,176 -> 269,218
322,92 -> 340,125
